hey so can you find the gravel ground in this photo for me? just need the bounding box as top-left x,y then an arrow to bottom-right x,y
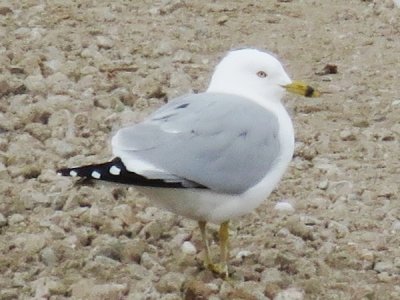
1,1 -> 400,299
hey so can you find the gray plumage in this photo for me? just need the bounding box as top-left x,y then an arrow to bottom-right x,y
113,92 -> 280,194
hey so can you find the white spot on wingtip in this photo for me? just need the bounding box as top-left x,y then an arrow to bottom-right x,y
109,165 -> 121,175
91,171 -> 101,179
70,170 -> 78,177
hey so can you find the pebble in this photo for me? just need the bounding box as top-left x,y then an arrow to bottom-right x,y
8,213 -> 25,225
0,212 -> 7,227
318,179 -> 329,190
217,15 -> 229,25
156,272 -> 186,293
236,281 -> 269,300
377,272 -> 392,283
261,267 -> 282,284
183,280 -> 213,300
172,49 -> 192,63
181,241 -> 197,255
22,233 -> 47,254
0,6 -> 12,15
339,129 -> 356,141
0,162 -> 7,179
235,250 -> 252,260
391,221 -> 400,231
0,79 -> 11,97
274,201 -> 295,213
32,277 -> 66,299
111,204 -> 135,225
391,123 -> 400,135
374,261 -> 394,273
328,221 -> 349,238
40,247 -> 58,266
46,72 -> 72,94
71,279 -> 128,300
141,252 -> 162,270
121,238 -> 146,263
24,74 -> 47,93
96,36 -> 114,49
274,287 -> 304,300
140,221 -> 164,240
43,59 -> 62,74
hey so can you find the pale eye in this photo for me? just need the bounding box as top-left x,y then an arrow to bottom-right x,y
257,71 -> 267,78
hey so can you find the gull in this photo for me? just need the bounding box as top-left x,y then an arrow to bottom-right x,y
58,48 -> 319,278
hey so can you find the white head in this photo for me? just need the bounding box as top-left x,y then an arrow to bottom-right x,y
207,49 -> 292,104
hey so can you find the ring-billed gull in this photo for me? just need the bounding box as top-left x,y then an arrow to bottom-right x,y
58,48 -> 320,278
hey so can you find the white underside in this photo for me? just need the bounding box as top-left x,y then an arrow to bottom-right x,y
137,101 -> 294,224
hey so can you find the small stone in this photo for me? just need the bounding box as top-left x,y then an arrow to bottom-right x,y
24,75 -> 47,93
40,247 -> 58,266
141,252 -> 162,270
24,233 -> 47,254
391,123 -> 400,135
360,249 -> 375,262
328,221 -> 349,238
173,50 -> 192,63
96,36 -> 114,49
8,213 -> 25,225
183,280 -> 213,300
0,6 -> 12,15
274,201 -> 295,213
318,179 -> 329,190
339,129 -> 356,141
80,66 -> 98,75
46,72 -> 72,94
111,204 -> 135,225
276,228 -> 290,237
377,272 -> 392,283
53,140 -> 76,158
121,239 -> 146,263
0,212 -> 7,227
154,40 -> 174,56
241,281 -> 270,299
235,250 -> 252,260
32,277 -> 64,299
0,289 -> 19,299
156,272 -> 185,293
374,261 -> 394,273
391,221 -> 400,231
260,268 -> 282,284
181,241 -> 197,255
217,15 -> 229,25
286,217 -> 314,241
274,287 -> 304,300
43,59 -> 62,73
0,79 -> 11,97
140,221 -> 164,240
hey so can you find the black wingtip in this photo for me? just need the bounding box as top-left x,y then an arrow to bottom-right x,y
56,157 -> 207,189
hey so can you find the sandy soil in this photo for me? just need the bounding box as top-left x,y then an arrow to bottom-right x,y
1,0 -> 400,299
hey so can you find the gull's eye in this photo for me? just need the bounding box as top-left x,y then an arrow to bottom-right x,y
257,71 -> 267,78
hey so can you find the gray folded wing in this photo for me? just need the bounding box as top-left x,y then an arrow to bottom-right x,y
112,93 -> 281,194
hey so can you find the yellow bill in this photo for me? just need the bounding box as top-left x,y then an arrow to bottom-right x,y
283,80 -> 320,98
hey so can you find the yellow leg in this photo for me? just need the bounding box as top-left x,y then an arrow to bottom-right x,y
197,220 -> 230,279
219,220 -> 230,278
198,220 -> 212,267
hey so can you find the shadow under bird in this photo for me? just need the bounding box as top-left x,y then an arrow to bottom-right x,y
58,48 -> 320,278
